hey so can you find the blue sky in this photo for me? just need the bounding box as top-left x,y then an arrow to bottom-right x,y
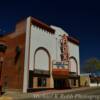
0,0 -> 100,71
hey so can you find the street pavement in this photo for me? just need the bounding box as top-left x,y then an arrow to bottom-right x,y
0,87 -> 100,100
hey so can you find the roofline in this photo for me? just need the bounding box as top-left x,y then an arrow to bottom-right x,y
68,36 -> 79,45
30,17 -> 55,34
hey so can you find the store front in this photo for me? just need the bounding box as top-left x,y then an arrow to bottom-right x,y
27,47 -> 51,91
52,61 -> 69,89
54,78 -> 71,89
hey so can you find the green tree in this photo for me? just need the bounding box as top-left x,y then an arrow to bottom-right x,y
83,58 -> 100,73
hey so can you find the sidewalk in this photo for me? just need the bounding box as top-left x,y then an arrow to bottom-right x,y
0,96 -> 12,100
0,87 -> 98,100
33,87 -> 93,94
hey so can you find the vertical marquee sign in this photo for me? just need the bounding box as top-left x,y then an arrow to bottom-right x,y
60,34 -> 69,62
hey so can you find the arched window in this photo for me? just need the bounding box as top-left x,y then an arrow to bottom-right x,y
69,57 -> 78,74
34,47 -> 50,71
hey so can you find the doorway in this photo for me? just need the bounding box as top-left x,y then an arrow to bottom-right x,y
54,79 -> 71,89
54,79 -> 66,89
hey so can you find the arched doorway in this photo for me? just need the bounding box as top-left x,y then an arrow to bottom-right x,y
28,47 -> 51,89
34,47 -> 50,71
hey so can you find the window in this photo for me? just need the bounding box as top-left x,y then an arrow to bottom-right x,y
38,78 -> 47,87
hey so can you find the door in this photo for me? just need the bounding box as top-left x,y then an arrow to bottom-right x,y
54,79 -> 66,89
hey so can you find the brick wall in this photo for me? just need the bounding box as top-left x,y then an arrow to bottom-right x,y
0,20 -> 26,91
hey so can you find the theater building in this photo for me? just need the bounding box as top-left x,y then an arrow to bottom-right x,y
0,16 -> 80,93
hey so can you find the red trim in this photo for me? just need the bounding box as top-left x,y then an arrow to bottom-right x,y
31,17 -> 55,34
53,69 -> 69,76
68,36 -> 79,45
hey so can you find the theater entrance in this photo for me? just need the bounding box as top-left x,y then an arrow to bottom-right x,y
54,79 -> 70,89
